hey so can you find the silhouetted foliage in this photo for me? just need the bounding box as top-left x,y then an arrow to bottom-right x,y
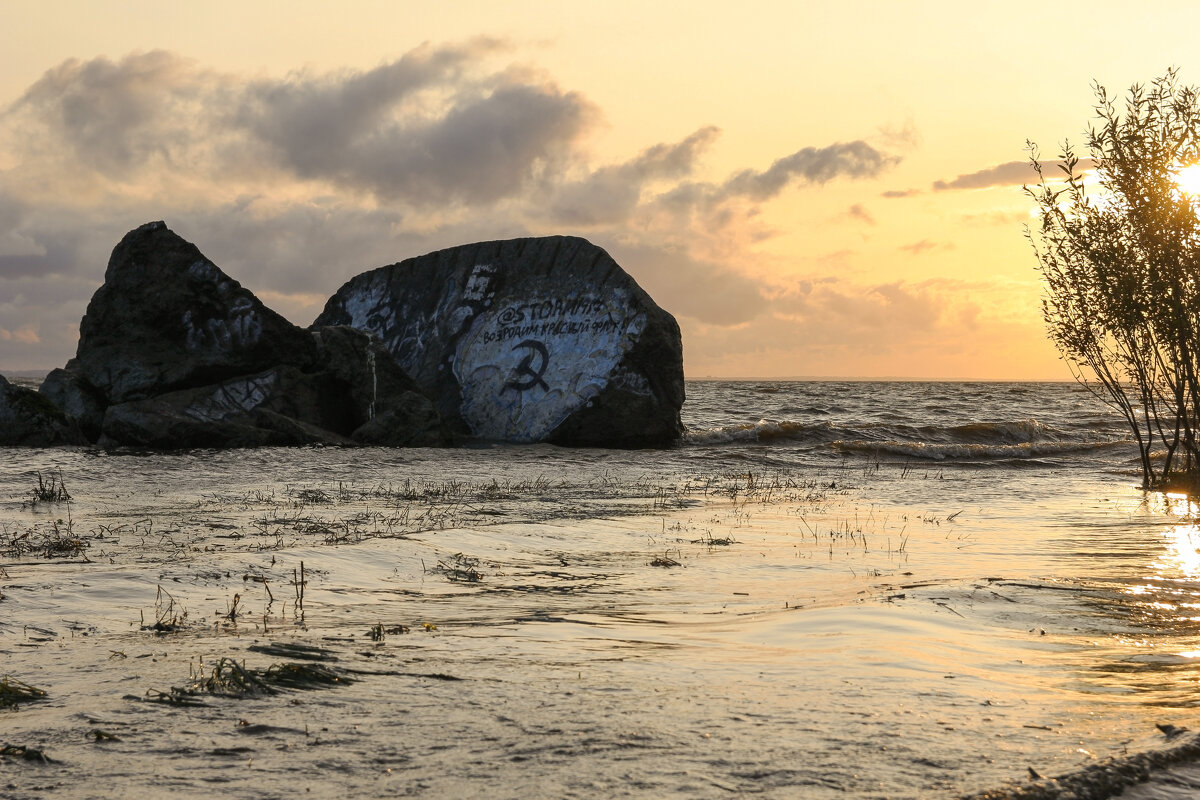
1028,69 -> 1200,489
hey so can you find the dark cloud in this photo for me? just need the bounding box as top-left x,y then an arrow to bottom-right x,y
7,51 -> 211,173
238,69 -> 597,204
720,140 -> 900,201
0,196 -> 93,281
0,244 -> 79,280
6,44 -> 597,207
231,40 -> 503,174
933,158 -> 1096,191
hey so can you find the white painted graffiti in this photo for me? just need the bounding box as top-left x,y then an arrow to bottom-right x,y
187,259 -> 224,284
184,372 -> 277,422
453,290 -> 645,442
183,296 -> 263,352
339,273 -> 433,377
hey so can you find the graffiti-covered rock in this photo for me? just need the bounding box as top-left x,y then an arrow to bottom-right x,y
43,222 -> 446,449
314,236 -> 685,447
0,374 -> 87,446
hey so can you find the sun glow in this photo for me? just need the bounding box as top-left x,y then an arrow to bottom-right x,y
1175,164 -> 1200,196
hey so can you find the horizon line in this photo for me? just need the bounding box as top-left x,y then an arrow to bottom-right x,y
0,367 -> 1076,384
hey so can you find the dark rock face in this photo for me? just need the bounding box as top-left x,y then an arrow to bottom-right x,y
315,236 -> 684,447
72,221 -> 318,404
309,326 -> 444,447
0,374 -> 86,446
46,222 -> 445,449
40,366 -> 106,441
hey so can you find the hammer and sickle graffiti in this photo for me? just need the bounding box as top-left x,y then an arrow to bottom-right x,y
502,339 -> 550,394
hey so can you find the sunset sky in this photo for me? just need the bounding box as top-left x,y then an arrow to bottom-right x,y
2,1 -> 1197,378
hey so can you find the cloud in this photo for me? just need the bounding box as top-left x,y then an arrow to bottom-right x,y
876,118 -> 921,151
881,188 -> 920,199
5,45 -> 598,208
250,78 -> 595,205
0,44 -> 910,372
681,275 -> 1014,376
606,239 -> 768,326
547,126 -> 720,225
959,210 -> 1028,226
0,325 -> 39,344
842,204 -> 875,225
0,201 -> 99,281
898,239 -> 954,255
719,140 -> 900,201
7,50 -> 212,174
933,158 -> 1097,191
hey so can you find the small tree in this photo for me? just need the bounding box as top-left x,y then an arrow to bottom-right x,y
1028,69 -> 1200,489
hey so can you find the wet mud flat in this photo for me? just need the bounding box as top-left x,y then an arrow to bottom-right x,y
3,447 -> 1200,798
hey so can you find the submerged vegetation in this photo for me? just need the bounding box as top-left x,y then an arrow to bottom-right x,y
0,676 -> 47,709
1028,69 -> 1200,491
143,657 -> 354,706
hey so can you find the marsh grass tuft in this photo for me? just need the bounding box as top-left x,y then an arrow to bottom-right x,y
0,676 -> 48,708
260,662 -> 350,691
369,624 -> 410,641
142,586 -> 187,633
29,470 -> 70,503
0,744 -> 54,763
141,656 -> 355,706
650,551 -> 682,567
3,515 -> 89,560
692,531 -> 738,547
428,552 -> 484,582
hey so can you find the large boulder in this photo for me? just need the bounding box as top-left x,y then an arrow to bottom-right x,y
43,222 -> 446,448
0,374 -> 86,446
314,236 -> 685,447
65,221 -> 319,406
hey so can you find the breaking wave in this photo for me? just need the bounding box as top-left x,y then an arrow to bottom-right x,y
684,416 -> 1128,462
832,438 -> 1124,462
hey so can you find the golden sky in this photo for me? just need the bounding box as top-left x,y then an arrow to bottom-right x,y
2,0 -> 1198,378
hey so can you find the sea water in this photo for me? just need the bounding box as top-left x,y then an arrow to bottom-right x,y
2,380 -> 1199,798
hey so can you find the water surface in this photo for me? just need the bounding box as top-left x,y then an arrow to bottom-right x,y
3,381 -> 1198,798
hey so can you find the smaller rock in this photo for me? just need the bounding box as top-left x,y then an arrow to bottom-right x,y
99,366 -> 359,449
0,374 -> 87,446
40,363 -> 106,441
